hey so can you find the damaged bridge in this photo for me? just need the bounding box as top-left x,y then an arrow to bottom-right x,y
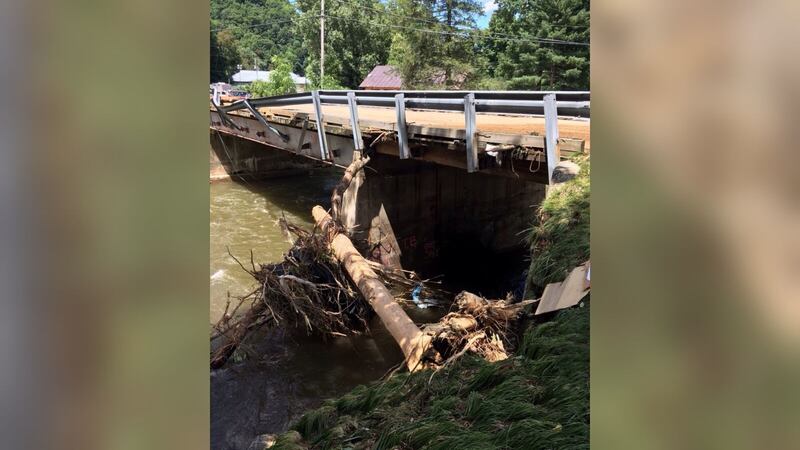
210,90 -> 590,277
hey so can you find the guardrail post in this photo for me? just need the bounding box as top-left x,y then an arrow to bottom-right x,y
395,93 -> 410,159
312,90 -> 330,161
543,93 -> 560,183
346,91 -> 364,151
464,93 -> 478,172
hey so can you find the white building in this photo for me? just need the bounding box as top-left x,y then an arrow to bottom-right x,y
231,69 -> 308,92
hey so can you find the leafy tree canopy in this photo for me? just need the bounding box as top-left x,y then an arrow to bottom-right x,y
296,0 -> 392,89
210,28 -> 241,82
486,0 -> 589,90
209,0 -> 590,91
210,0 -> 305,80
245,53 -> 298,97
388,0 -> 485,89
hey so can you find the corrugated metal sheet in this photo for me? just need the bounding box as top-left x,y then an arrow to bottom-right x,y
359,65 -> 402,89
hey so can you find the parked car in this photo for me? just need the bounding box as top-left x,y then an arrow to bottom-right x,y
217,90 -> 249,103
229,90 -> 250,100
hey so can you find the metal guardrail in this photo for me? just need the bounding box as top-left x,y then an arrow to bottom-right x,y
211,89 -> 590,182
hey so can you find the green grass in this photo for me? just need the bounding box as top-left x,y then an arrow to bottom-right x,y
525,156 -> 590,295
271,306 -> 589,450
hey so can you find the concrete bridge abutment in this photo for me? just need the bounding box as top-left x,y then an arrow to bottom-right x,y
342,153 -> 545,287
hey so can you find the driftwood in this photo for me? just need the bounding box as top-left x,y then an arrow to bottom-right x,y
313,206 -> 434,371
315,204 -> 538,370
423,292 -> 536,365
210,221 -> 369,369
210,216 -> 536,370
209,216 -> 446,370
330,154 -> 370,224
210,214 -> 536,371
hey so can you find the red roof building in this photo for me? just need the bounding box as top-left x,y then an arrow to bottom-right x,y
359,65 -> 402,90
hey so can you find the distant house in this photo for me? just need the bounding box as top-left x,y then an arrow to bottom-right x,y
359,65 -> 402,90
231,69 -> 308,92
359,65 -> 468,90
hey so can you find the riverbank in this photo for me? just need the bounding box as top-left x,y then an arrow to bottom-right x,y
269,306 -> 589,450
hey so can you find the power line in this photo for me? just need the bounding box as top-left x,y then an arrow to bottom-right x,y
327,0 -> 449,28
210,0 -> 448,33
211,1 -> 588,34
324,13 -> 589,46
210,12 -> 589,47
211,17 -> 301,33
471,24 -> 588,42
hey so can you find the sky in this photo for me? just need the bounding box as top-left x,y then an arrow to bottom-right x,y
476,0 -> 498,28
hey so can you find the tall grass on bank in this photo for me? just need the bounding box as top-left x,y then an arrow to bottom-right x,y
271,306 -> 589,450
525,157 -> 590,295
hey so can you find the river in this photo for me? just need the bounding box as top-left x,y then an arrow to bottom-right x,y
210,173 -> 442,450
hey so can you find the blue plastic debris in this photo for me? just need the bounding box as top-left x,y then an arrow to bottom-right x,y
411,285 -> 422,302
410,284 -> 436,309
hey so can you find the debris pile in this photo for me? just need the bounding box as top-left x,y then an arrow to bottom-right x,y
210,218 -> 447,370
211,157 -> 541,371
209,215 -> 529,371
210,220 -> 369,369
423,291 -> 536,365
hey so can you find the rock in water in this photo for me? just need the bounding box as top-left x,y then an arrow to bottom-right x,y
552,161 -> 581,183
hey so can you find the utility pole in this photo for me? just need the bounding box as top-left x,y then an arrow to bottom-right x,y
320,0 -> 325,87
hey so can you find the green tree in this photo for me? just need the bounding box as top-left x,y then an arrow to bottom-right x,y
211,0 -> 305,74
210,29 -> 240,82
388,0 -> 484,88
245,54 -> 298,97
305,74 -> 345,90
296,0 -> 392,89
486,0 -> 589,90
246,80 -> 269,97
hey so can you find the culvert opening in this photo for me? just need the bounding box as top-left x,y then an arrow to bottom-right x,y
420,234 -> 529,301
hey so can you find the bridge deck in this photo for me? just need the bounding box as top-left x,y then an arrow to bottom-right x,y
253,103 -> 591,149
212,91 -> 589,182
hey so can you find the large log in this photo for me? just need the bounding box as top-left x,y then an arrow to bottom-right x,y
330,155 -> 369,224
312,206 -> 432,371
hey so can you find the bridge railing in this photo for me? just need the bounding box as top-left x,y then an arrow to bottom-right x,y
211,90 -> 590,182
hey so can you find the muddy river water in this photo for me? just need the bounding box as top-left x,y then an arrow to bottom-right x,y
210,173 -> 443,450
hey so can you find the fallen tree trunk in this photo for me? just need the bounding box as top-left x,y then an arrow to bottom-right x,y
313,205 -> 433,371
330,155 -> 370,224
